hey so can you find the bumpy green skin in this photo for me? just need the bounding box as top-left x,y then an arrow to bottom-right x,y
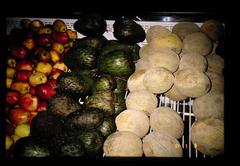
113,18 -> 146,44
74,36 -> 107,50
30,111 -> 64,138
97,117 -> 116,138
99,40 -> 140,62
13,137 -> 51,157
47,94 -> 82,118
73,13 -> 107,37
92,74 -> 116,93
64,108 -> 104,130
57,72 -> 95,100
50,130 -> 85,157
113,76 -> 127,95
77,130 -> 104,156
98,50 -> 135,78
114,93 -> 126,116
85,91 -> 115,117
63,46 -> 97,70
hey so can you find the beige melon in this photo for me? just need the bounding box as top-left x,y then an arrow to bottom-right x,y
172,22 -> 200,40
146,25 -> 171,43
127,69 -> 147,92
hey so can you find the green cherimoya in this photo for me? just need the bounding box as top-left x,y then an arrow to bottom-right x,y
113,76 -> 127,95
113,18 -> 146,44
74,36 -> 107,51
30,111 -> 64,138
64,108 -> 104,130
63,45 -> 97,70
114,93 -> 127,116
98,50 -> 135,78
13,136 -> 51,157
97,117 -> 116,138
85,90 -> 115,117
57,71 -> 95,100
47,93 -> 82,118
92,74 -> 116,93
50,130 -> 85,157
99,40 -> 140,62
76,129 -> 104,156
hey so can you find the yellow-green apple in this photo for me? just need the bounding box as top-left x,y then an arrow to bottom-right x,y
7,67 -> 16,78
63,41 -> 74,48
14,123 -> 30,138
29,71 -> 47,87
10,45 -> 29,60
53,19 -> 67,32
11,134 -> 20,143
36,34 -> 53,47
35,62 -> 53,76
50,49 -> 60,63
22,38 -> 35,50
35,47 -> 51,62
10,81 -> 30,94
7,58 -> 17,68
30,19 -> 44,32
52,42 -> 64,54
52,31 -> 70,44
9,107 -> 30,125
36,83 -> 56,101
6,135 -> 14,151
6,91 -> 20,105
16,70 -> 32,82
19,93 -> 39,112
16,60 -> 34,71
53,61 -> 68,72
38,26 -> 52,35
66,29 -> 77,40
50,68 -> 63,80
6,78 -> 13,89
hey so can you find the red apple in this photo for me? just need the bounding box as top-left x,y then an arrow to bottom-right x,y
9,107 -> 30,125
52,42 -> 64,54
19,93 -> 39,112
36,34 -> 53,47
47,79 -> 57,89
16,70 -> 32,82
52,31 -> 70,44
50,68 -> 63,80
36,101 -> 47,112
35,62 -> 53,76
38,26 -> 52,35
16,60 -> 34,71
10,45 -> 29,60
6,91 -> 20,105
36,83 -> 56,101
29,86 -> 36,95
34,47 -> 51,62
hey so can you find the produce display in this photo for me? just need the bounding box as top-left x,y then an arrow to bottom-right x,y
6,15 -> 225,158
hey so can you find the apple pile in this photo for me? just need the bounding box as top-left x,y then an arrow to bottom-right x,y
6,19 -> 77,152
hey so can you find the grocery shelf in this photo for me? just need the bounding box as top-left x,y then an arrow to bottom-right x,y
6,17 -> 209,158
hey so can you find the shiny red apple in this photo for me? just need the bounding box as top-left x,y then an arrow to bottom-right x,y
9,107 -> 30,125
52,31 -> 70,44
36,83 -> 56,101
19,93 -> 39,112
36,101 -> 47,112
6,91 -> 20,105
10,45 -> 29,60
16,60 -> 34,71
16,70 -> 32,82
36,34 -> 53,47
47,79 -> 57,89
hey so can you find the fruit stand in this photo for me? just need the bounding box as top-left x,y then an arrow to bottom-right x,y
5,13 -> 225,158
